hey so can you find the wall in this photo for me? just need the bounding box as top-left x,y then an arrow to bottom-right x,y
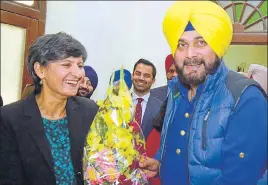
45,1 -> 174,101
224,45 -> 267,72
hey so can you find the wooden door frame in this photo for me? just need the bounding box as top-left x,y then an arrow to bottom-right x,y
1,1 -> 46,20
1,0 -> 46,92
1,10 -> 38,92
232,33 -> 267,45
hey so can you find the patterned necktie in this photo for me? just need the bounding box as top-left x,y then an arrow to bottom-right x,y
134,98 -> 143,125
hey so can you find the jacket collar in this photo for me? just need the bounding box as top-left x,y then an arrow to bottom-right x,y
23,93 -> 82,175
23,93 -> 54,172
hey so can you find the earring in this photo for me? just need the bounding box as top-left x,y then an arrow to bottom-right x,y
39,80 -> 43,85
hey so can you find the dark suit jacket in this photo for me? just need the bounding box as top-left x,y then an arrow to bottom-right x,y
0,94 -> 98,185
141,95 -> 163,140
150,85 -> 168,102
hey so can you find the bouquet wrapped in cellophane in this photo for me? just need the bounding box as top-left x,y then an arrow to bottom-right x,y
83,68 -> 148,185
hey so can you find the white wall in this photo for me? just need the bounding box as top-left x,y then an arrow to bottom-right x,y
45,1 -> 174,101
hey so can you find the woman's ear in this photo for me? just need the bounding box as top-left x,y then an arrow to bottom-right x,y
34,62 -> 45,80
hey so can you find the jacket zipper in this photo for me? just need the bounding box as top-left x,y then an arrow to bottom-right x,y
202,110 -> 210,150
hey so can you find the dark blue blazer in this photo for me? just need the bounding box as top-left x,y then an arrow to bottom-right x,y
141,95 -> 163,140
150,85 -> 168,102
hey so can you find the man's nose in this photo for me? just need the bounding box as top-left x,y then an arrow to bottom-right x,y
138,75 -> 145,80
80,82 -> 87,88
172,71 -> 178,77
187,46 -> 198,58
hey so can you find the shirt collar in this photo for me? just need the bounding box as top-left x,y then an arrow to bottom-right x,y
132,91 -> 150,102
177,80 -> 204,98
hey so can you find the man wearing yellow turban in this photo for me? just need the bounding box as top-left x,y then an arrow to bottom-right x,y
139,1 -> 267,185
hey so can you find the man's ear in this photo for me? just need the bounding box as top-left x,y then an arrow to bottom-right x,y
34,62 -> 45,80
152,78 -> 156,84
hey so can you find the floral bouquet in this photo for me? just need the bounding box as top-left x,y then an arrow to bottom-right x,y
83,68 -> 148,185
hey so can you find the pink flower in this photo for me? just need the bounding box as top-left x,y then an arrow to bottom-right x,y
104,167 -> 119,182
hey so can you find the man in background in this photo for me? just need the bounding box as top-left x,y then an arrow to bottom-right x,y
131,59 -> 162,140
248,64 -> 267,94
150,54 -> 177,101
111,69 -> 132,90
131,59 -> 163,185
77,65 -> 98,99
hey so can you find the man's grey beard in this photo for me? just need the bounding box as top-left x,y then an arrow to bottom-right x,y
175,57 -> 221,86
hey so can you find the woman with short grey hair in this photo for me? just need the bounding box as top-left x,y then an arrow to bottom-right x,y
0,32 -> 98,185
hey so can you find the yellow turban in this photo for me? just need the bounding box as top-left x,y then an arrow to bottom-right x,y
163,1 -> 233,58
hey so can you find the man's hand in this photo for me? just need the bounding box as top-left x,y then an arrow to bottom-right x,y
139,156 -> 160,178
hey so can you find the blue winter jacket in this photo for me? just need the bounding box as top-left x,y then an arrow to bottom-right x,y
156,62 -> 267,185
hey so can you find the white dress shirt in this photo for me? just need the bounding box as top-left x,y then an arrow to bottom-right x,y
132,92 -> 150,122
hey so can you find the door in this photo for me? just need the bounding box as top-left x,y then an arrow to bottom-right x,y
0,0 -> 46,105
